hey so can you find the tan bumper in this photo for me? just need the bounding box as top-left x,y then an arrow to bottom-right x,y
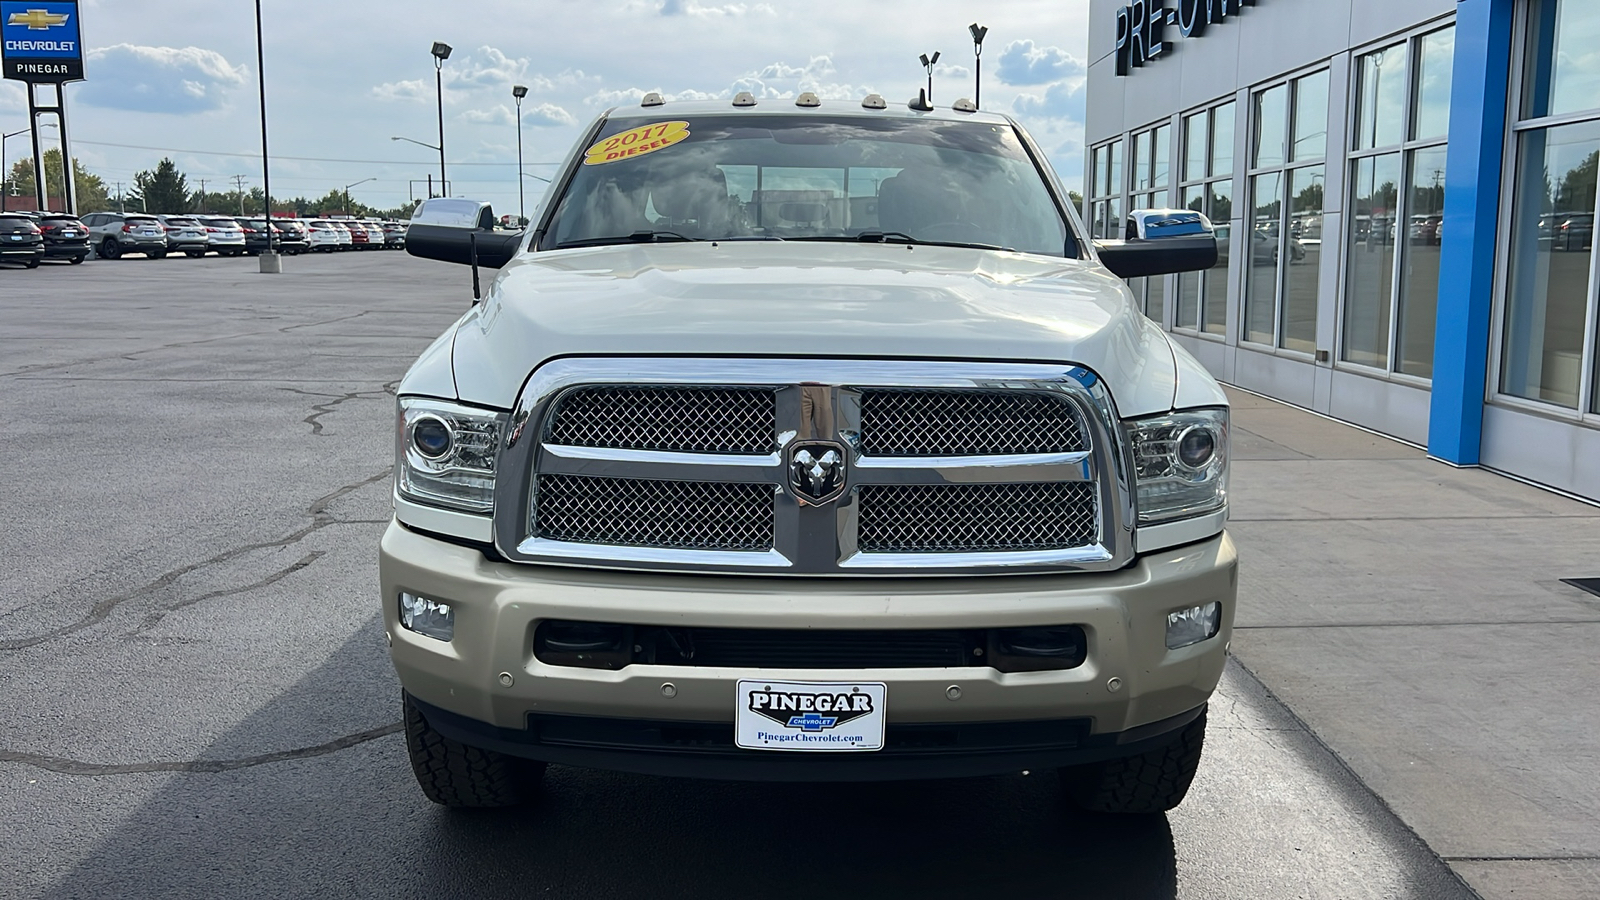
380,521 -> 1236,736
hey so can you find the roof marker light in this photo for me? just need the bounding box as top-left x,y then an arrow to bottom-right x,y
861,93 -> 887,110
795,92 -> 821,108
952,97 -> 978,113
732,91 -> 757,107
640,91 -> 664,107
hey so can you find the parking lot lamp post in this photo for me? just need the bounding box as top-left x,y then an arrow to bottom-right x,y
969,24 -> 988,109
255,0 -> 280,272
431,42 -> 452,196
343,178 -> 376,215
920,51 -> 940,104
391,136 -> 443,196
1,127 -> 29,213
512,84 -> 528,221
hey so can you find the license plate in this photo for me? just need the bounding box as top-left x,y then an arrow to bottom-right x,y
735,680 -> 886,752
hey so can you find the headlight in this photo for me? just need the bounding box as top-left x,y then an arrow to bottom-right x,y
1124,407 -> 1228,525
396,397 -> 505,514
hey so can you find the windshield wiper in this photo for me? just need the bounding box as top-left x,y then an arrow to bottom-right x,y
789,231 -> 1013,252
554,229 -> 700,249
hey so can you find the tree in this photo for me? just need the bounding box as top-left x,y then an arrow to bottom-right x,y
5,149 -> 110,213
128,158 -> 190,214
1068,190 -> 1084,214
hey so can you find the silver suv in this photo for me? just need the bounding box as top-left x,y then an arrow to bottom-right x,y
82,212 -> 168,259
157,216 -> 210,257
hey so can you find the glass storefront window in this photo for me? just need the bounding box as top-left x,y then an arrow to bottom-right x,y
1152,125 -> 1170,193
1397,147 -> 1447,377
1246,172 -> 1283,344
1212,103 -> 1235,177
1292,71 -> 1329,162
1207,180 -> 1233,336
1522,0 -> 1600,121
1345,153 -> 1403,369
1253,85 -> 1288,169
1413,28 -> 1455,142
1283,166 -> 1325,353
1355,44 -> 1407,151
1501,121 -> 1600,408
1185,112 -> 1207,182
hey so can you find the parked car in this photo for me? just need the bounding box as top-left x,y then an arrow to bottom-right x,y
345,220 -> 372,250
0,213 -> 44,267
36,212 -> 90,264
385,100 -> 1232,813
274,219 -> 310,254
382,220 -> 407,249
1556,212 -> 1593,251
235,217 -> 279,255
304,219 -> 344,252
82,212 -> 168,259
158,216 -> 211,257
197,216 -> 247,256
329,221 -> 355,250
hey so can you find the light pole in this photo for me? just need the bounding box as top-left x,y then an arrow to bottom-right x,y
920,51 -> 941,104
391,136 -> 443,197
512,84 -> 528,221
1,127 -> 28,213
254,0 -> 280,271
431,41 -> 452,197
969,24 -> 989,110
344,177 -> 376,215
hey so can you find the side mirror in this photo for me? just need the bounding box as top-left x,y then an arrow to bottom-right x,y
1093,209 -> 1218,279
405,198 -> 523,269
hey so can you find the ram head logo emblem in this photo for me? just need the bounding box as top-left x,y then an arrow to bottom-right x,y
787,441 -> 846,506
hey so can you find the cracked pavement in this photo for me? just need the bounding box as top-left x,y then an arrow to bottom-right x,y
0,253 -> 1480,899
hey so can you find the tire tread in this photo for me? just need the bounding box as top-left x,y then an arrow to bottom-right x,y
403,693 -> 543,808
1065,709 -> 1206,814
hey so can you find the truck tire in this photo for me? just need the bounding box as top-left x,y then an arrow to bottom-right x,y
403,692 -> 544,808
1061,709 -> 1206,814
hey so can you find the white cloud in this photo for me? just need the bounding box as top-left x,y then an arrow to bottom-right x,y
0,81 -> 23,113
995,40 -> 1085,85
461,105 -> 515,126
658,0 -> 775,15
1012,79 -> 1085,123
77,44 -> 246,114
372,78 -> 431,103
523,102 -> 579,127
453,46 -> 528,88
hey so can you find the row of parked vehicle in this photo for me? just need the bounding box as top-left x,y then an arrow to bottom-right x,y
0,210 -> 407,267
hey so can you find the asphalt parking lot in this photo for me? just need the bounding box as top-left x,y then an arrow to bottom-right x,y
0,253 -> 1479,899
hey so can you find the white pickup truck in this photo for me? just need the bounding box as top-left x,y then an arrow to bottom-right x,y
384,93 -> 1235,813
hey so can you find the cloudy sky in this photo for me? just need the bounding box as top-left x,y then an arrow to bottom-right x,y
0,0 -> 1091,213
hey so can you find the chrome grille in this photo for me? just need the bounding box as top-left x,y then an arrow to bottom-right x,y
547,386 -> 776,453
857,482 -> 1098,553
858,389 -> 1086,456
535,475 -> 774,550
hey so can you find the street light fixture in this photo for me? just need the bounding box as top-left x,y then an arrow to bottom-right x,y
512,84 -> 528,221
919,51 -> 941,104
969,23 -> 989,110
392,136 -> 445,196
430,41 -> 452,198
344,177 -> 376,214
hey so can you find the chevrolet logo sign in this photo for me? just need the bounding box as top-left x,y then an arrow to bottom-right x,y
7,9 -> 70,30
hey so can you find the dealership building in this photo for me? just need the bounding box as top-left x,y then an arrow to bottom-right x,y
1084,0 -> 1600,501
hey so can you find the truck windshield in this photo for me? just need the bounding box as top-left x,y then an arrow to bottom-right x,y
540,115 -> 1077,257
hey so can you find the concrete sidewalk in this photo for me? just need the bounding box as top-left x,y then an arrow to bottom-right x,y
1224,387 -> 1600,899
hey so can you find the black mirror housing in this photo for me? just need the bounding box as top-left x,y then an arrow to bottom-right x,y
405,198 -> 523,269
1094,208 -> 1219,279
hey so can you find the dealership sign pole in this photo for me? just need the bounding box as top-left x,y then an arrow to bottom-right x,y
1,0 -> 84,213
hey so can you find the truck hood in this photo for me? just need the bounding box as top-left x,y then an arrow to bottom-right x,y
444,242 -> 1184,417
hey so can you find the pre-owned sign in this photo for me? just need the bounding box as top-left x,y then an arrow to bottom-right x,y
1115,0 -> 1262,76
1,0 -> 83,83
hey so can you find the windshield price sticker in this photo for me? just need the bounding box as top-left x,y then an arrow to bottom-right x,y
583,121 -> 691,166
735,680 -> 887,752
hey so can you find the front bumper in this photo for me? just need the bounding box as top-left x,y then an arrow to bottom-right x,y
382,521 -> 1235,771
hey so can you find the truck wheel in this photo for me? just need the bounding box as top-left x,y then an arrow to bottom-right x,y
403,692 -> 544,808
1061,709 -> 1206,814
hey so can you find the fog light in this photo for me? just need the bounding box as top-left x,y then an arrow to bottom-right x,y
1166,602 -> 1221,650
399,592 -> 454,642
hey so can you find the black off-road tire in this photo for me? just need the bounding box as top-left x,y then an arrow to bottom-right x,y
403,692 -> 544,808
1062,709 -> 1206,814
